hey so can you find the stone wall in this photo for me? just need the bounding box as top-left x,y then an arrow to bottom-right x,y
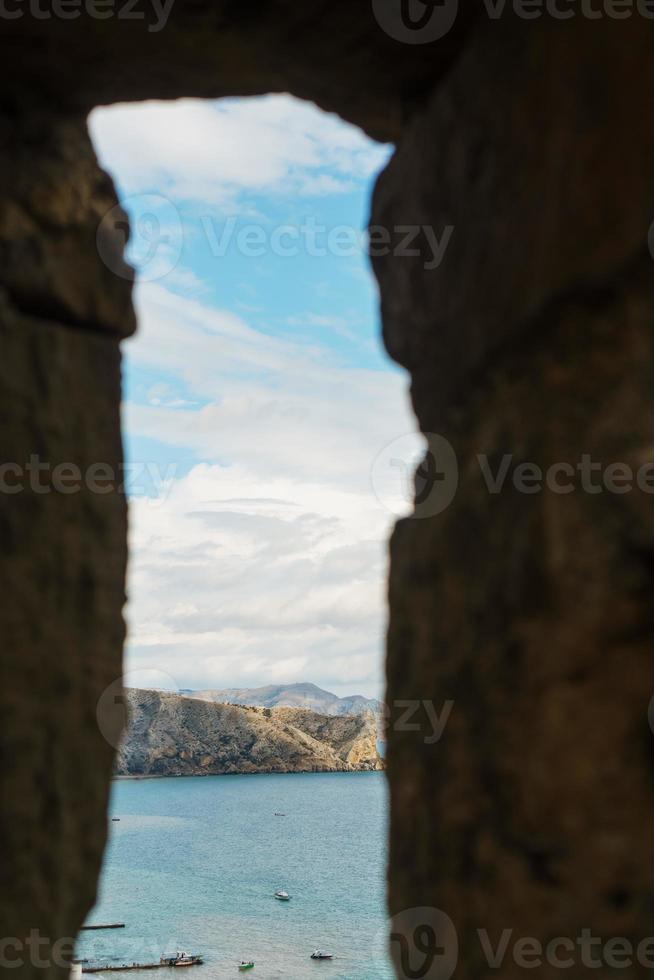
0,114 -> 131,978
376,14 -> 654,978
2,7 -> 654,980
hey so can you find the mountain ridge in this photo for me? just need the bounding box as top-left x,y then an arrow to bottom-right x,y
116,688 -> 383,777
179,682 -> 381,717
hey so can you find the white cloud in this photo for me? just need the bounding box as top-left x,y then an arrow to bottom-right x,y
89,96 -> 412,700
123,281 -> 418,698
89,95 -> 391,204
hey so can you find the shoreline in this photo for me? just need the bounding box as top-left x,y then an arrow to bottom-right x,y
113,767 -> 384,781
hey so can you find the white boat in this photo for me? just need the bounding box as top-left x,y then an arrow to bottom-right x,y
310,951 -> 333,960
274,890 -> 291,901
160,952 -> 203,967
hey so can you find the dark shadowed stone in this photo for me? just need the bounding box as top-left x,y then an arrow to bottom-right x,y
376,17 -> 654,969
2,7 -> 654,979
0,300 -> 126,978
1,1 -> 475,142
372,15 -> 654,419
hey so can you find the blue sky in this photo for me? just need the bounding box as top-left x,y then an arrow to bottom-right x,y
90,95 -> 419,700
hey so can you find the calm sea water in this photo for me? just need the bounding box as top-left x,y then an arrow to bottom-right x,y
77,772 -> 393,980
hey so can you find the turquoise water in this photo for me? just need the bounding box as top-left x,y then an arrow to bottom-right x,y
77,773 -> 393,980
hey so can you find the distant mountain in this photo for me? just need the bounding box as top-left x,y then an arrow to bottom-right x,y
180,682 -> 381,717
116,689 -> 383,777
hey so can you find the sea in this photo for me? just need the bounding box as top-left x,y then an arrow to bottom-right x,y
76,772 -> 394,980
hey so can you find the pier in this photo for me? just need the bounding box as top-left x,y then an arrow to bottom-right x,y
82,958 -> 202,973
80,925 -> 126,931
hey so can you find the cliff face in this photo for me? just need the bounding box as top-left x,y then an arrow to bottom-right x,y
115,689 -> 383,777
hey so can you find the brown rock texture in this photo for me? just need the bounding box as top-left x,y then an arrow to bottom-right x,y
376,13 -> 654,978
0,275 -> 127,969
0,110 -> 130,980
2,7 -> 654,980
1,2 -> 474,142
115,689 -> 383,776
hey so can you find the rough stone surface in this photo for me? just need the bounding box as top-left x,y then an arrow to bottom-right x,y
2,2 -> 474,143
2,8 -> 654,980
116,689 -> 383,775
387,253 -> 654,974
373,16 -> 654,413
377,15 -> 654,977
0,112 -> 136,336
0,302 -> 126,976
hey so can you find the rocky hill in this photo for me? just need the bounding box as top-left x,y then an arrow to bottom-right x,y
181,682 -> 380,717
115,689 -> 383,777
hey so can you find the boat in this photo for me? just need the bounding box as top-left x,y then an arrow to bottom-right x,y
160,953 -> 203,968
238,962 -> 254,971
174,955 -> 202,968
310,951 -> 333,960
274,890 -> 291,901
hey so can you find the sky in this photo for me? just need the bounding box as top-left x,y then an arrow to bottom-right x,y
89,95 -> 421,700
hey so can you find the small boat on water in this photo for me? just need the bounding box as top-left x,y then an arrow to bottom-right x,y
274,890 -> 291,901
238,962 -> 254,971
310,951 -> 333,960
160,953 -> 203,968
